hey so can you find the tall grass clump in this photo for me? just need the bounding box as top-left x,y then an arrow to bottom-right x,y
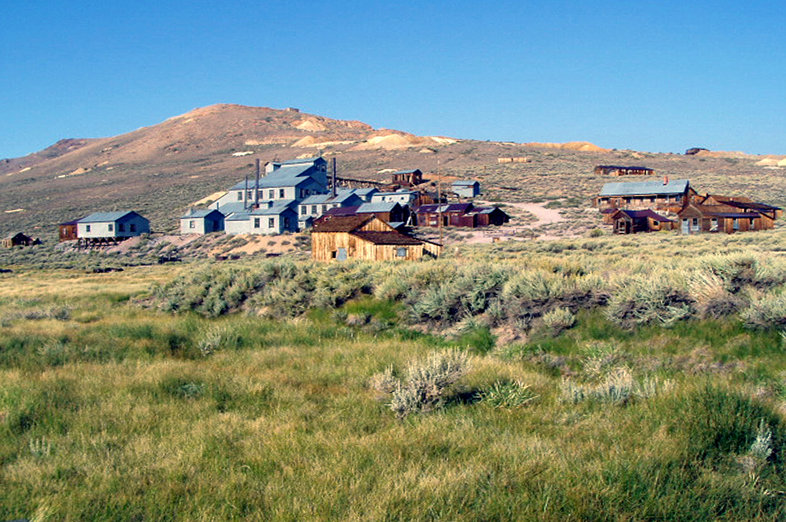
606,273 -> 694,328
741,287 -> 786,329
382,350 -> 470,418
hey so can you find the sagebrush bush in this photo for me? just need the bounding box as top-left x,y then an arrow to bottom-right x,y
606,273 -> 694,328
480,380 -> 538,408
537,307 -> 576,337
389,350 -> 470,418
741,287 -> 786,329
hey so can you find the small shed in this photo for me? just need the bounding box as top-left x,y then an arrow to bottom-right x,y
611,209 -> 674,234
58,219 -> 81,242
452,180 -> 481,198
180,209 -> 225,235
2,232 -> 35,248
392,169 -> 424,187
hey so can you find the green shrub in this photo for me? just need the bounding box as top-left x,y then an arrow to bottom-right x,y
480,380 -> 538,408
606,274 -> 694,328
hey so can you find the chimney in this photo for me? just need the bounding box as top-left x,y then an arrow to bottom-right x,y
254,158 -> 260,209
663,175 -> 669,185
244,174 -> 249,210
331,157 -> 337,198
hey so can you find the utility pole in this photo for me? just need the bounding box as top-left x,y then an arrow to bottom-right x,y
437,158 -> 443,255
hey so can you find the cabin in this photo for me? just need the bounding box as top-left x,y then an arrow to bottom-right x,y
224,202 -> 298,235
611,209 -> 674,234
391,169 -> 424,187
452,180 -> 481,198
311,215 -> 440,261
2,232 -> 36,248
594,179 -> 696,213
415,203 -> 509,228
58,219 -> 80,242
180,209 -> 225,235
594,165 -> 655,176
677,200 -> 779,234
76,211 -> 150,243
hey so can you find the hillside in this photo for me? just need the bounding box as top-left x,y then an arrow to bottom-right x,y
2,104 -> 786,238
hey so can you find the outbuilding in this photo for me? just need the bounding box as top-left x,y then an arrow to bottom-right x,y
180,209 -> 225,235
76,211 -> 150,243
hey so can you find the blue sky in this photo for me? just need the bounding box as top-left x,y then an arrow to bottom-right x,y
2,0 -> 784,158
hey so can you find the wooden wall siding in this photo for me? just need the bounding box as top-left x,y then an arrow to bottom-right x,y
311,232 -> 426,261
59,224 -> 78,241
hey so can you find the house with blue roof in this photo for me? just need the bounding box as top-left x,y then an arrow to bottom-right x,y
76,211 -> 150,240
452,180 -> 480,198
297,189 -> 364,225
371,189 -> 419,206
224,201 -> 299,235
180,208 -> 224,235
210,157 -> 328,211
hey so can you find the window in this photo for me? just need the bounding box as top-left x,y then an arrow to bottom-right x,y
300,189 -> 305,198
130,224 -> 136,232
311,205 -> 317,214
283,217 -> 290,229
749,217 -> 755,227
301,206 -> 307,215
108,224 -> 114,232
268,218 -> 274,228
237,192 -> 243,201
189,220 -> 195,229
691,218 -> 699,231
279,189 -> 285,198
269,190 -> 274,199
118,223 -> 125,232
676,195 -> 682,202
733,218 -> 740,230
247,190 -> 253,199
710,218 -> 718,231
254,218 -> 260,228
322,205 -> 327,213
396,247 -> 407,258
86,225 -> 91,232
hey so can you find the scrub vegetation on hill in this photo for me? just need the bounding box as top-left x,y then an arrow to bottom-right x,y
2,231 -> 786,519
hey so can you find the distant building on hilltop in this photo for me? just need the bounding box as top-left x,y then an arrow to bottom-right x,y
593,165 -> 655,176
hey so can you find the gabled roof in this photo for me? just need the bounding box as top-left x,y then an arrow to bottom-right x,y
323,206 -> 361,217
599,179 -> 690,197
230,163 -> 320,190
393,169 -> 421,175
213,202 -> 248,216
312,214 -> 376,232
77,211 -> 143,223
181,208 -> 222,219
416,203 -> 473,213
273,157 -> 324,166
299,193 -> 332,205
249,200 -> 297,215
452,180 -> 479,186
353,188 -> 378,198
374,190 -> 417,197
706,211 -> 761,219
358,201 -> 399,213
350,231 -> 423,245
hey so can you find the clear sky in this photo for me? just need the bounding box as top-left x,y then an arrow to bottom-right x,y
2,0 -> 784,158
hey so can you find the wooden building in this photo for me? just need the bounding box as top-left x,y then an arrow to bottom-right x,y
180,208 -> 225,235
452,180 -> 481,198
323,202 -> 409,226
594,179 -> 696,213
2,232 -> 35,248
415,203 -> 509,228
677,201 -> 779,234
611,209 -> 674,234
311,215 -> 440,261
391,169 -> 424,187
594,165 -> 655,176
58,219 -> 80,242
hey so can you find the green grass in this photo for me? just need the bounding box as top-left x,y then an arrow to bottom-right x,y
2,258 -> 786,519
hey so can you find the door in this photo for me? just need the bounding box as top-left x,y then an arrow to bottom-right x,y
336,248 -> 347,261
681,218 -> 690,234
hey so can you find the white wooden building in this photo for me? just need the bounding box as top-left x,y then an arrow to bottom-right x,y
76,211 -> 150,240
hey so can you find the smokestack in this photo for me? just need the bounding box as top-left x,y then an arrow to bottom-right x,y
255,158 -> 260,208
331,157 -> 337,198
244,174 -> 249,210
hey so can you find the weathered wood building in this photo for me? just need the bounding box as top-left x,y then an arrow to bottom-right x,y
415,203 -> 509,228
2,232 -> 36,248
594,165 -> 655,176
391,169 -> 424,187
58,219 -> 80,242
594,179 -> 696,213
677,196 -> 781,234
611,209 -> 675,234
323,202 -> 410,226
311,215 -> 440,261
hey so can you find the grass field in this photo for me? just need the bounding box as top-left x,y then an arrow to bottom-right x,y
3,231 -> 786,520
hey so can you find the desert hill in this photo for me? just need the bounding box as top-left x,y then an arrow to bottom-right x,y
1,103 -> 784,237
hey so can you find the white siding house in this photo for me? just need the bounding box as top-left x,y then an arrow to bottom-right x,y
452,180 -> 480,198
180,209 -> 224,235
370,190 -> 418,206
224,202 -> 299,235
77,211 -> 150,239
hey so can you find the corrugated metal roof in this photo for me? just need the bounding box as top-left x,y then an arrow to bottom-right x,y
452,180 -> 478,186
707,212 -> 761,218
324,206 -> 361,217
619,209 -> 673,222
599,179 -> 690,197
393,169 -> 421,175
300,194 -> 332,205
225,212 -> 251,221
78,211 -> 140,223
214,202 -> 248,215
230,164 -> 315,190
358,202 -> 398,213
250,200 -> 297,216
180,209 -> 221,219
